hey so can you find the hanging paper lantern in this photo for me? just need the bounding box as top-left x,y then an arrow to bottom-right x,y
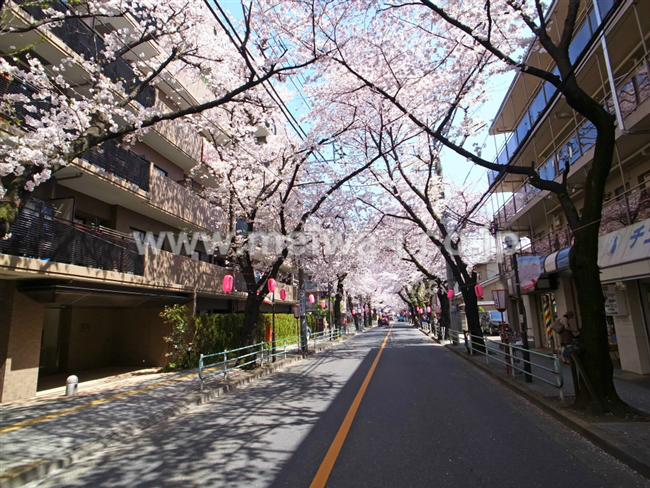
426,306 -> 431,314
447,289 -> 454,299
320,300 -> 326,308
351,310 -> 356,315
268,278 -> 276,293
474,284 -> 484,298
280,289 -> 287,301
309,294 -> 315,304
222,274 -> 234,293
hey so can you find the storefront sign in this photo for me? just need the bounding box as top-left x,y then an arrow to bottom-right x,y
517,255 -> 542,290
599,218 -> 650,270
603,286 -> 628,316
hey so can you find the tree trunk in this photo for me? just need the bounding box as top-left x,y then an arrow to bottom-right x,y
334,274 -> 346,328
461,275 -> 485,353
438,290 -> 450,337
241,290 -> 263,348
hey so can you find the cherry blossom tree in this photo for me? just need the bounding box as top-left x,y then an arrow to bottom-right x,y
0,0 -> 321,235
261,0 -> 629,412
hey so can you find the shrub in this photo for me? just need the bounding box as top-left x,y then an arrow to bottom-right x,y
161,306 -> 304,370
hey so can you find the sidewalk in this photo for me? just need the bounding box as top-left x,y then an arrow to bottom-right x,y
0,333 -> 357,488
424,329 -> 650,480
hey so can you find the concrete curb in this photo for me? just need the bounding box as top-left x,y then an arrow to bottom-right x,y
438,336 -> 650,480
0,338 -> 346,488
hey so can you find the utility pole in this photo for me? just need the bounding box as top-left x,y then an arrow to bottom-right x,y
511,254 -> 532,383
299,267 -> 308,353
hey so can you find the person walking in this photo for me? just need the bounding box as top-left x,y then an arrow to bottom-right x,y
558,311 -> 578,364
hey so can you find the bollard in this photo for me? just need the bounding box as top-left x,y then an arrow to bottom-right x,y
65,375 -> 79,396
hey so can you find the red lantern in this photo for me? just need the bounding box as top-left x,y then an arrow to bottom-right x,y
447,289 -> 454,299
309,294 -> 315,304
280,289 -> 287,301
352,310 -> 356,315
222,274 -> 234,293
268,278 -> 276,293
426,306 -> 431,314
320,300 -> 326,308
474,283 -> 483,298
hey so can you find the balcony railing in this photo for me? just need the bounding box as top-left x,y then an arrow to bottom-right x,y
515,181 -> 650,260
493,50 -> 650,229
154,100 -> 203,162
79,140 -> 151,191
0,76 -> 50,128
149,170 -> 223,231
143,248 -> 229,293
18,1 -> 155,107
0,203 -> 144,275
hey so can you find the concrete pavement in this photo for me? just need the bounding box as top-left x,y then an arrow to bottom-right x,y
0,332 -> 356,488
427,328 -> 650,480
9,324 -> 650,487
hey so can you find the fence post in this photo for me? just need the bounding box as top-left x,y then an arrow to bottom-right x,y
223,350 -> 227,380
260,343 -> 264,366
199,354 -> 204,391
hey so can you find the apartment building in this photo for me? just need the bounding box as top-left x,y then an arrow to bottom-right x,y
0,3 -> 298,402
485,0 -> 650,374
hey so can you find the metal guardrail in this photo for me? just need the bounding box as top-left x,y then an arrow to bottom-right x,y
444,330 -> 565,400
308,328 -> 341,347
198,328 -> 343,389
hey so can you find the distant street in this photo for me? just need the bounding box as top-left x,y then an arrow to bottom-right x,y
27,324 -> 649,488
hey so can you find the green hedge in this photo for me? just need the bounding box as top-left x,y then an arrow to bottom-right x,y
161,305 -> 304,370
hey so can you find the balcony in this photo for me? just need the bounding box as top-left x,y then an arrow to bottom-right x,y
18,1 -> 155,107
143,247 -> 231,295
79,140 -> 151,191
0,203 -> 144,275
488,1 -> 620,186
152,101 -> 203,163
0,76 -> 50,129
148,170 -> 224,232
514,181 -> 650,261
275,283 -> 298,302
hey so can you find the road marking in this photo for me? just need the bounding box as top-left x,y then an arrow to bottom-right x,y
310,324 -> 393,488
0,372 -> 196,435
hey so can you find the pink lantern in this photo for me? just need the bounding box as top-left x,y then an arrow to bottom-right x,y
320,300 -> 326,308
351,310 -> 356,315
447,289 -> 454,299
309,294 -> 315,304
268,278 -> 276,293
416,307 -> 421,313
474,283 -> 483,298
426,306 -> 431,314
222,274 -> 234,293
280,289 -> 287,301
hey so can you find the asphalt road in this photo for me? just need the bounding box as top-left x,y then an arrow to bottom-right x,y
26,324 -> 650,488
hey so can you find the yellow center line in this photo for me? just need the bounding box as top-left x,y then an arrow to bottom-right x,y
310,324 -> 393,488
0,372 -> 197,435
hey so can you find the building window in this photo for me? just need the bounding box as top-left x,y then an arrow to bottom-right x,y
614,184 -> 630,201
153,165 -> 168,177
